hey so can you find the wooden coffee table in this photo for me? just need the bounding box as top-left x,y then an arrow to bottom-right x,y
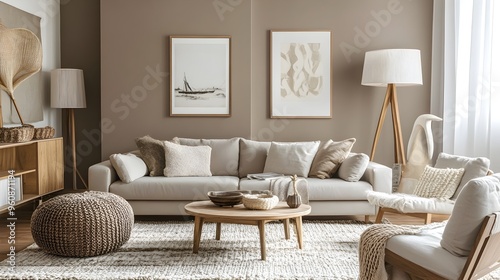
184,201 -> 311,260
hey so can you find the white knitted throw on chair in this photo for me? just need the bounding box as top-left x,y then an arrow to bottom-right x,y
358,224 -> 421,280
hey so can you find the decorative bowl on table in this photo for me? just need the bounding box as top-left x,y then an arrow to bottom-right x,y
207,191 -> 244,207
242,194 -> 279,210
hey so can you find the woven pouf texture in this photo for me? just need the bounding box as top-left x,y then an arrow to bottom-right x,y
31,191 -> 134,257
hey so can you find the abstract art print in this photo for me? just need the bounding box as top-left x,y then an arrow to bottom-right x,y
170,36 -> 231,116
270,31 -> 332,118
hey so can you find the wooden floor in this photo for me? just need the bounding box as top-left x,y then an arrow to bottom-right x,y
0,201 -> 447,262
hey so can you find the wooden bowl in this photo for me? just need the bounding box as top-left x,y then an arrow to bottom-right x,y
207,191 -> 244,207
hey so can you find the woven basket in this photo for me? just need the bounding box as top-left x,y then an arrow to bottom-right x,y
33,126 -> 55,140
31,191 -> 134,257
0,124 -> 34,143
242,194 -> 279,210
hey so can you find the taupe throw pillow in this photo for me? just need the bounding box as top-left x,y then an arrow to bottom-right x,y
263,141 -> 320,177
309,138 -> 356,179
135,135 -> 165,176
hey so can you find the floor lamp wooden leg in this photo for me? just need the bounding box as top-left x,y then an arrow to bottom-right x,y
69,109 -> 88,190
390,85 -> 406,165
370,85 -> 393,160
69,108 -> 77,190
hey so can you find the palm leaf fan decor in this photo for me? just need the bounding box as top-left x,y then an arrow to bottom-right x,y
0,22 -> 43,127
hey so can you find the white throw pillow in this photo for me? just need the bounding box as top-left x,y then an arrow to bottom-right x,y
263,141 -> 320,177
441,175 -> 500,256
163,141 -> 212,177
109,153 -> 148,183
337,153 -> 369,182
412,166 -> 465,199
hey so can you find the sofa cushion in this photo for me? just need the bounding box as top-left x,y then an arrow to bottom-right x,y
413,166 -> 465,199
110,176 -> 239,200
173,137 -> 240,176
441,175 -> 500,256
239,177 -> 372,201
309,138 -> 356,179
387,226 -> 467,279
238,139 -> 271,178
135,135 -> 166,176
337,153 -> 369,182
109,153 -> 148,183
163,141 -> 212,177
263,141 -> 320,177
306,178 -> 372,200
434,152 -> 490,199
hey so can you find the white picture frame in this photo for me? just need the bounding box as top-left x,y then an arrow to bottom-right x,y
170,36 -> 231,117
270,31 -> 332,118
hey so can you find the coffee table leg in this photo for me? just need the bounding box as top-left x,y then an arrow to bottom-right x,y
193,216 -> 204,253
216,222 -> 221,240
294,216 -> 304,249
283,219 -> 290,239
258,220 -> 266,260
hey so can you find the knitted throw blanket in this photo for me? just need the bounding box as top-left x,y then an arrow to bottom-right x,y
269,177 -> 309,204
358,224 -> 421,280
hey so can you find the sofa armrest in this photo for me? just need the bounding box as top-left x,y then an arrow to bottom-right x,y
361,161 -> 392,194
88,160 -> 118,192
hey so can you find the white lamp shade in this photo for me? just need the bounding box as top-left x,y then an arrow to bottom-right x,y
361,49 -> 423,87
51,68 -> 87,108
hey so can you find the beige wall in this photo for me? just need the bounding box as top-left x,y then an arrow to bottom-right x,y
101,0 -> 433,167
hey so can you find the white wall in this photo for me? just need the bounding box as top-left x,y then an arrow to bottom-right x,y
1,0 -> 61,135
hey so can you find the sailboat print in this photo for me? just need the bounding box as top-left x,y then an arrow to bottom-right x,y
178,73 -> 215,94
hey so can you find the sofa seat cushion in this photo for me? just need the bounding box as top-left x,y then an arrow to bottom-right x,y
366,191 -> 454,214
110,176 -> 239,201
239,178 -> 371,201
386,226 -> 467,279
306,178 -> 372,200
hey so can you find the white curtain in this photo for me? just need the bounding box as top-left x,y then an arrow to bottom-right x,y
431,0 -> 500,171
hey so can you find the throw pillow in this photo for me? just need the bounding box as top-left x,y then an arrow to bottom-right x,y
238,139 -> 272,178
200,138 -> 240,176
434,153 -> 490,199
172,137 -> 240,176
412,165 -> 465,199
309,138 -> 356,179
135,135 -> 165,176
163,141 -> 212,177
109,153 -> 148,183
441,175 -> 500,256
337,153 -> 369,182
263,141 -> 320,177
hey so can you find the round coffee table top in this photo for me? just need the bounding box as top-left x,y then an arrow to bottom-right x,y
185,201 -> 311,220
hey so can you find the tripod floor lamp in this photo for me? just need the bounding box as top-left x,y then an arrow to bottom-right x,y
361,49 -> 422,165
51,69 -> 87,190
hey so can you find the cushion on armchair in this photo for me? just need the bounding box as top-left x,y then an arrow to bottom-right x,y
441,175 -> 500,256
434,152 -> 490,199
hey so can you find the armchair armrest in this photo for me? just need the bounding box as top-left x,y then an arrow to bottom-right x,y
88,160 -> 118,193
361,161 -> 392,194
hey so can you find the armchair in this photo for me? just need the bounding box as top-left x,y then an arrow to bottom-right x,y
384,174 -> 500,279
367,153 -> 490,224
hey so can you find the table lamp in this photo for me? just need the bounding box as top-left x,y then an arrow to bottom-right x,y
361,49 -> 422,165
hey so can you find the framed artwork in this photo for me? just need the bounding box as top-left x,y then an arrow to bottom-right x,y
270,30 -> 332,118
170,36 -> 231,116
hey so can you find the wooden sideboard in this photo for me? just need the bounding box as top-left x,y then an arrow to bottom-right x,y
0,137 -> 64,213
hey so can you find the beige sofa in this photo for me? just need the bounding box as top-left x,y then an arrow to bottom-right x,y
89,137 -> 392,218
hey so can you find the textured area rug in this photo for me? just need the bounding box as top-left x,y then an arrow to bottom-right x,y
1,220 -> 499,280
